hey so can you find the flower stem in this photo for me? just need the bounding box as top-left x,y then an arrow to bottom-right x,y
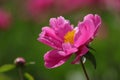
18,67 -> 24,80
80,58 -> 90,80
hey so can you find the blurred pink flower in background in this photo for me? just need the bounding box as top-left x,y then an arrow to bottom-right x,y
38,14 -> 101,68
0,9 -> 11,30
105,0 -> 120,12
55,0 -> 94,14
26,0 -> 53,18
98,0 -> 120,12
25,0 -> 96,21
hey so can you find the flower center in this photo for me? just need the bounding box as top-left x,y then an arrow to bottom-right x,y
64,30 -> 75,44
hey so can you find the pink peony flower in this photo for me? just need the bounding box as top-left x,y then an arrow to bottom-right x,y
38,14 -> 101,68
0,9 -> 11,29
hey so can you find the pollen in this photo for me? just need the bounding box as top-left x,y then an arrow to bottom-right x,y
64,30 -> 75,44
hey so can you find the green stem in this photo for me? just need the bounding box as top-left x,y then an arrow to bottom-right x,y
18,67 -> 24,80
80,58 -> 90,80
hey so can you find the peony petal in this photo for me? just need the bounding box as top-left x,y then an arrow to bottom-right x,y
62,43 -> 78,55
84,14 -> 101,37
74,20 -> 95,47
38,27 -> 62,49
49,16 -> 73,39
94,14 -> 101,36
74,14 -> 101,47
44,49 -> 71,68
50,16 -> 70,29
84,14 -> 101,27
42,27 -> 62,41
71,46 -> 88,64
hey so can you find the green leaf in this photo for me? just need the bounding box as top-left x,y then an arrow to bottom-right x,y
24,72 -> 34,80
87,46 -> 96,52
0,64 -> 15,73
84,51 -> 96,69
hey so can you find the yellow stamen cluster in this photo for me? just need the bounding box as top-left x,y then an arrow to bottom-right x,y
64,30 -> 75,44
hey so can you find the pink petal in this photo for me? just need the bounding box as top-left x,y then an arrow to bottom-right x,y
44,49 -> 71,68
71,46 -> 88,64
74,20 -> 95,47
84,14 -> 101,37
62,43 -> 78,55
94,14 -> 101,36
38,27 -> 62,49
74,14 -> 101,47
49,16 -> 73,39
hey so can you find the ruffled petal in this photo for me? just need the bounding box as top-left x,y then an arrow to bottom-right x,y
84,14 -> 101,37
74,14 -> 101,47
38,27 -> 62,49
49,16 -> 73,39
62,43 -> 78,55
44,49 -> 71,68
74,20 -> 95,47
71,46 -> 88,64
94,14 -> 101,36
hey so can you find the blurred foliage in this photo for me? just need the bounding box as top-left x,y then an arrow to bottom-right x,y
0,0 -> 120,80
24,72 -> 34,80
0,64 -> 15,73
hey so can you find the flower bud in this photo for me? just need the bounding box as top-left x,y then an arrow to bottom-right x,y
14,57 -> 26,67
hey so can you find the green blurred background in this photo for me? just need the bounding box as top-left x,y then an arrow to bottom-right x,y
0,0 -> 120,80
